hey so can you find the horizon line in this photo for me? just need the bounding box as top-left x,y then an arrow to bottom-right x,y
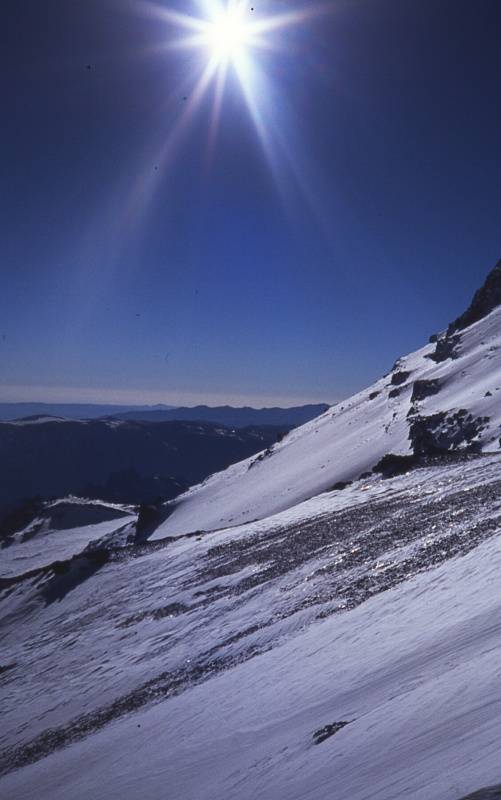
0,384 -> 336,410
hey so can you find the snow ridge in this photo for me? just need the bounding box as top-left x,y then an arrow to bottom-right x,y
154,302 -> 501,538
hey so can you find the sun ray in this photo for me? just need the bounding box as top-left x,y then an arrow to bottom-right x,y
138,1 -> 209,32
124,0 -> 334,230
206,60 -> 230,165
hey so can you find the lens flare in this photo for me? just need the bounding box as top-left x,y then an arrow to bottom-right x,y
125,0 -> 333,233
138,1 -> 329,155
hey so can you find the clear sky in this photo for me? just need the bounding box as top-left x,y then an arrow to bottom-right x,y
2,0 -> 501,407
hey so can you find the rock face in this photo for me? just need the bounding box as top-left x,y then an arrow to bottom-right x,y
409,410 -> 490,456
410,379 -> 441,403
458,787 -> 501,800
450,260 -> 501,332
390,370 -> 412,386
427,331 -> 461,363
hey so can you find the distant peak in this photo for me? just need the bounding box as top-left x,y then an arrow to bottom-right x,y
450,259 -> 501,332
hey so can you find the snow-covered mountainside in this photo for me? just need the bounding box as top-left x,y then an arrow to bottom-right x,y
154,263 -> 501,537
2,455 -> 501,799
3,263 -> 501,800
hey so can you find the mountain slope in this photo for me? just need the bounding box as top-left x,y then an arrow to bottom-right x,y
3,266 -> 501,799
0,498 -> 135,579
155,265 -> 501,537
0,418 -> 289,519
2,454 -> 501,799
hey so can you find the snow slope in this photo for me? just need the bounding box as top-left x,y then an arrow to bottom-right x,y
2,455 -> 501,799
0,498 -> 135,579
3,266 -> 501,799
153,304 -> 501,538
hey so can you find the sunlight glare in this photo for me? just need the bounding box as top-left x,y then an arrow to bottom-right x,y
204,6 -> 251,63
132,0 -> 332,208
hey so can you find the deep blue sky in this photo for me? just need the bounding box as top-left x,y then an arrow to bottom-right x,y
2,0 -> 501,406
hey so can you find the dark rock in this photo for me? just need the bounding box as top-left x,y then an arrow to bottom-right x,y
428,333 -> 438,343
409,411 -> 489,456
411,379 -> 441,403
427,332 -> 461,363
485,391 -> 493,397
391,370 -> 411,386
331,481 -> 352,491
313,721 -> 350,745
373,454 -> 419,478
136,503 -> 166,539
388,387 -> 402,399
457,786 -> 501,800
368,391 -> 380,400
449,260 -> 501,332
409,414 -> 448,455
248,446 -> 274,469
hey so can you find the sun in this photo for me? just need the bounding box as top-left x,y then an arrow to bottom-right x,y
133,0 -> 330,194
203,6 -> 252,63
143,1 -> 321,84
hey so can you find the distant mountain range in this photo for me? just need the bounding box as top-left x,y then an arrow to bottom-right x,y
111,404 -> 330,427
0,402 -> 329,427
0,403 -> 176,421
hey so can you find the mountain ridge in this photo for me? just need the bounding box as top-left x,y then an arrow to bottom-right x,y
111,403 -> 329,427
450,259 -> 501,332
3,263 -> 501,800
0,403 -> 177,421
153,261 -> 501,538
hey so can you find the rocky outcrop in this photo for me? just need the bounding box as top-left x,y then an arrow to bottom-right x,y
409,410 -> 489,456
330,480 -> 352,491
313,721 -> 350,745
391,370 -> 411,386
421,261 -> 501,360
450,260 -> 501,332
458,786 -> 501,800
411,379 -> 442,403
373,454 -> 419,477
427,331 -> 461,363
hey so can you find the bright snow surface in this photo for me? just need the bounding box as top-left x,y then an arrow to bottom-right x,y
152,307 -> 501,537
2,454 -> 501,798
3,301 -> 501,798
